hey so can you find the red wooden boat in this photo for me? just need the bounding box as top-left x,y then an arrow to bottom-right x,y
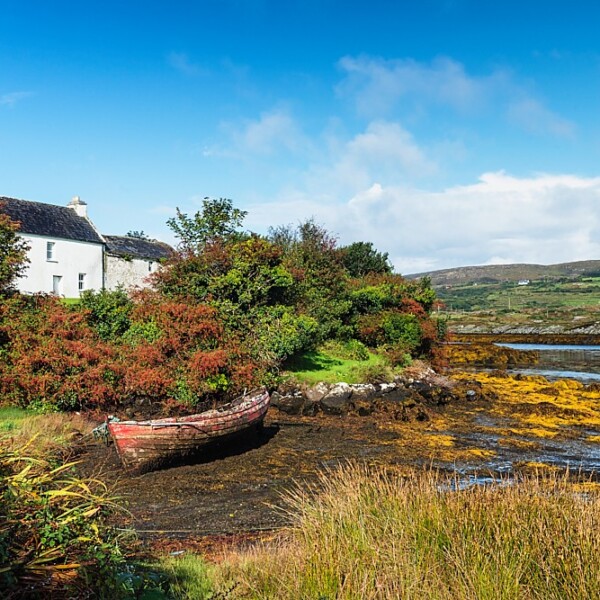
107,388 -> 270,471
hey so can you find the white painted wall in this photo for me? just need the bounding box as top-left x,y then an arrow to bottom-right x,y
16,233 -> 104,297
104,255 -> 160,290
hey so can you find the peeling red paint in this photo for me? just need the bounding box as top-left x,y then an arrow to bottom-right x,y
107,389 -> 270,470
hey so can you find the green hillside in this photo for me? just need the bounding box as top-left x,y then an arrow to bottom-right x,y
435,277 -> 600,312
408,260 -> 600,288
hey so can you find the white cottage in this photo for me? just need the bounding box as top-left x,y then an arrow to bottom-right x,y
0,195 -> 174,296
103,235 -> 173,290
1,195 -> 104,296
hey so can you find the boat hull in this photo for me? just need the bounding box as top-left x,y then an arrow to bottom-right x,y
107,389 -> 270,471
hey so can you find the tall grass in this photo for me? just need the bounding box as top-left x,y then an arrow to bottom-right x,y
221,463 -> 600,599
0,438 -> 131,598
0,408 -> 93,457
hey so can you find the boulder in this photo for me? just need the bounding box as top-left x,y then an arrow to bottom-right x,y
304,382 -> 330,403
376,381 -> 412,403
377,382 -> 397,395
410,381 -> 453,405
349,383 -> 377,401
321,382 -> 352,415
271,391 -> 305,415
301,397 -> 321,416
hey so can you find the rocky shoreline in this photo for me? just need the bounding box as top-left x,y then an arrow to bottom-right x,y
270,366 -> 482,420
452,329 -> 600,345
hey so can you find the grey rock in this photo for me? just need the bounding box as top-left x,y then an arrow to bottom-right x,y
377,382 -> 397,395
270,391 -> 283,407
302,397 -> 321,416
349,383 -> 376,401
305,382 -> 330,403
276,394 -> 305,415
381,386 -> 413,403
321,382 -> 352,415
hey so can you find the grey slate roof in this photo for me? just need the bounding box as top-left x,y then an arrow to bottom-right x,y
104,235 -> 174,261
0,196 -> 104,244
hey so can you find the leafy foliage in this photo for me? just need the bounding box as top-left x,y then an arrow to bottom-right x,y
80,287 -> 133,341
167,197 -> 247,254
339,241 -> 392,277
0,295 -> 124,411
0,199 -> 445,411
269,219 -> 351,341
0,442 -> 128,598
0,208 -> 29,296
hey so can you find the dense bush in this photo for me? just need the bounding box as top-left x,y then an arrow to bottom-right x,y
0,208 -> 30,296
339,240 -> 392,277
0,291 -> 266,412
80,287 -> 133,341
0,295 -> 124,411
0,199 -> 446,412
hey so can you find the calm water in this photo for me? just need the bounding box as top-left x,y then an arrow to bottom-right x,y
496,343 -> 600,382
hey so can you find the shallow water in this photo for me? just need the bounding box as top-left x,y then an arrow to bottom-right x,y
496,343 -> 600,382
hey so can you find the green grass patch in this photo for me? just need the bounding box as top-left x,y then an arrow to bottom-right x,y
0,406 -> 32,433
283,347 -> 388,384
152,555 -> 219,599
60,297 -> 81,305
0,409 -> 94,456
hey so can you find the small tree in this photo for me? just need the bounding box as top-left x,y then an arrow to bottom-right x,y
0,210 -> 29,295
340,241 -> 392,277
167,198 -> 247,254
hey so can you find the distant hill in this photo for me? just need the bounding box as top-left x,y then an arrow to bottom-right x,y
407,260 -> 600,287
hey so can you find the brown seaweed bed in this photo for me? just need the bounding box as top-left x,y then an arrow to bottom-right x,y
79,371 -> 600,543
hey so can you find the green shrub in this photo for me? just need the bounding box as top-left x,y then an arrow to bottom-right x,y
320,339 -> 370,361
80,288 -> 133,341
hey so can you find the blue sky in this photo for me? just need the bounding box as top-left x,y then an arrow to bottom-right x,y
1,0 -> 600,273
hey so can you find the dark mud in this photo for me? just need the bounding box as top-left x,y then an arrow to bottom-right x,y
78,358 -> 600,543
82,412 -> 408,539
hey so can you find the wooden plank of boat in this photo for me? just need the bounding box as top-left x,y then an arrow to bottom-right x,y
107,388 -> 270,471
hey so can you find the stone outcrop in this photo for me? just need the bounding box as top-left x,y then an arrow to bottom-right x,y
271,369 -> 480,420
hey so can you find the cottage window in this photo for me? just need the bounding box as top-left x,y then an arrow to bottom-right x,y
148,261 -> 153,272
78,273 -> 86,292
46,242 -> 55,261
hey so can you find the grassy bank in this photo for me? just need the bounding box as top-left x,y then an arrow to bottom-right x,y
169,463 -> 600,599
0,407 -> 95,456
282,340 -> 396,385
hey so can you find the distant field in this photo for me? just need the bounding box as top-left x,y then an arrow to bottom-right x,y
433,276 -> 600,330
436,278 -> 600,312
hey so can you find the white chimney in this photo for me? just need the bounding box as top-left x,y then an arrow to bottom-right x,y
68,195 -> 88,218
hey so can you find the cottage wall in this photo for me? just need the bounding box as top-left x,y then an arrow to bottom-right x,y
104,254 -> 161,290
17,233 -> 104,297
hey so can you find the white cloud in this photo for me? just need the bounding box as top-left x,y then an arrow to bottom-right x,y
149,204 -> 176,216
208,108 -> 313,159
246,171 -> 600,274
0,91 -> 33,107
336,54 -> 575,138
303,121 -> 437,197
336,55 -> 495,116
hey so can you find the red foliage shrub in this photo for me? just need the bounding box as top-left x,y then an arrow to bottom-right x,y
0,295 -> 124,411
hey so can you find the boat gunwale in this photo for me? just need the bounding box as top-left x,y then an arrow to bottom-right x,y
108,389 -> 269,429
